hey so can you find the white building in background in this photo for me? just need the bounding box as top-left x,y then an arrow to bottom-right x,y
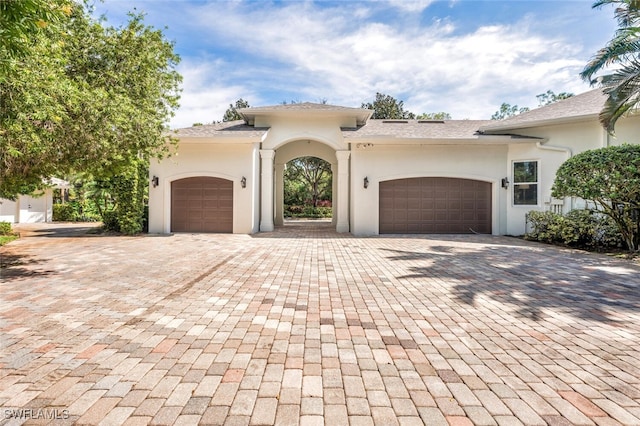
0,178 -> 70,224
144,89 -> 638,236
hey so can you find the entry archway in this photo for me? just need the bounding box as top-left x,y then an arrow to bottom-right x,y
283,156 -> 333,220
272,140 -> 341,229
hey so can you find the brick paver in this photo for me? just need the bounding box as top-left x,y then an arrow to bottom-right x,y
0,221 -> 639,425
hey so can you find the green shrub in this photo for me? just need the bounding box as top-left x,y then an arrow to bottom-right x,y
53,204 -> 75,221
0,221 -> 13,236
102,211 -> 120,232
526,209 -> 624,250
525,211 -> 563,243
285,205 -> 332,218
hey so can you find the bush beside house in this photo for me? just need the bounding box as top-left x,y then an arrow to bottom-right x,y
525,210 -> 624,251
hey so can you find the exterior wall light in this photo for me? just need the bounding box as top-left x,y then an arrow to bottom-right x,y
241,176 -> 247,188
501,177 -> 509,189
364,177 -> 369,189
151,176 -> 159,188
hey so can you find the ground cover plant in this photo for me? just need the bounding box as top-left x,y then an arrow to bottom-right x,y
0,222 -> 18,246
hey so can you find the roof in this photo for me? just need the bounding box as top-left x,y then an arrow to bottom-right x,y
171,120 -> 268,138
480,88 -> 607,132
170,118 -> 538,144
171,92 -> 609,142
342,119 -> 492,140
240,102 -> 366,113
238,102 -> 372,126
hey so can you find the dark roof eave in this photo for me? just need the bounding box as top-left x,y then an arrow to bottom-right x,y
479,114 -> 599,132
475,131 -> 546,141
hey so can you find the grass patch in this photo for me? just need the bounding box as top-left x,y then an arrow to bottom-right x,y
0,234 -> 18,246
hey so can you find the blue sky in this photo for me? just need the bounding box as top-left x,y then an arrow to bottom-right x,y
92,1 -> 618,129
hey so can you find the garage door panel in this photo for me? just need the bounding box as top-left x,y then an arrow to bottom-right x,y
379,177 -> 491,234
171,177 -> 233,233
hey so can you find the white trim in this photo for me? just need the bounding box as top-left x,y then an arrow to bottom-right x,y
162,171 -> 241,234
271,134 -> 345,152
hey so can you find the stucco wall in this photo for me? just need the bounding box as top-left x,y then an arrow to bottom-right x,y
350,144 -> 509,235
505,118 -> 640,235
0,191 -> 52,223
261,117 -> 349,151
148,142 -> 258,234
0,198 -> 18,223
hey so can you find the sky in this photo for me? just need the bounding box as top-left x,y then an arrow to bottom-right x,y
92,0 -> 619,129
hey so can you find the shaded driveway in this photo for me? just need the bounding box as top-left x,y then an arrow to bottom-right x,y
0,223 -> 639,425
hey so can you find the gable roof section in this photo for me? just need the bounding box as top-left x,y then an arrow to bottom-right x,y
343,119 -> 490,139
479,88 -> 606,133
172,120 -> 268,139
343,119 -> 542,144
174,93 -> 615,143
170,117 -> 540,145
238,102 -> 372,126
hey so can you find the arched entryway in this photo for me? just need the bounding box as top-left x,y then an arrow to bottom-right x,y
283,156 -> 333,220
260,139 -> 350,233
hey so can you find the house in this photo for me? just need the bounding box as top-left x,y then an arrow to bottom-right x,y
148,88 -> 640,236
0,178 -> 70,224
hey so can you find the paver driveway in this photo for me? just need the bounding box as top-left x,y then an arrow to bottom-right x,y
1,222 -> 639,426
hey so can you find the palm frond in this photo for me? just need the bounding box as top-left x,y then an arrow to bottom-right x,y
581,30 -> 640,81
598,60 -> 640,132
593,0 -> 640,26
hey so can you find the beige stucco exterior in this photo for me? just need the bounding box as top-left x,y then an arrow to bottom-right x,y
148,90 -> 640,237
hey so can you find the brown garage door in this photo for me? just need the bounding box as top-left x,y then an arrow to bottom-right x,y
171,177 -> 233,233
379,177 -> 491,234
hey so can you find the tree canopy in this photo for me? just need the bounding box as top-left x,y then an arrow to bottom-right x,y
552,144 -> 640,251
491,103 -> 530,120
284,157 -> 332,208
361,92 -> 416,119
536,90 -> 573,106
223,98 -> 250,122
416,112 -> 452,120
0,1 -> 182,200
581,0 -> 640,133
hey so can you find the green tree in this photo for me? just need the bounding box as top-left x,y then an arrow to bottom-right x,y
361,92 -> 416,119
0,0 -> 73,65
552,144 -> 640,251
416,112 -> 452,120
285,157 -> 332,207
491,103 -> 530,120
223,98 -> 250,122
0,3 -> 181,233
536,90 -> 574,107
581,0 -> 640,133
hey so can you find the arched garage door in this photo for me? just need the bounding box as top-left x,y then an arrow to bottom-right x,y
171,177 -> 233,233
379,177 -> 491,234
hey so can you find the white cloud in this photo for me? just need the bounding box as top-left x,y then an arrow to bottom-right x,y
172,59 -> 257,128
92,0 -> 613,126
386,0 -> 436,13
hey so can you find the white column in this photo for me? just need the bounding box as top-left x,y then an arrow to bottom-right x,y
331,163 -> 337,226
335,151 -> 350,233
260,149 -> 275,232
274,163 -> 285,226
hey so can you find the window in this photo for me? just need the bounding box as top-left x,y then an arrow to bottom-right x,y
513,161 -> 538,205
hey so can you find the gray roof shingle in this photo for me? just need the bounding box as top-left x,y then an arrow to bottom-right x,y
342,119 -> 492,140
171,120 -> 267,138
480,88 -> 606,132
